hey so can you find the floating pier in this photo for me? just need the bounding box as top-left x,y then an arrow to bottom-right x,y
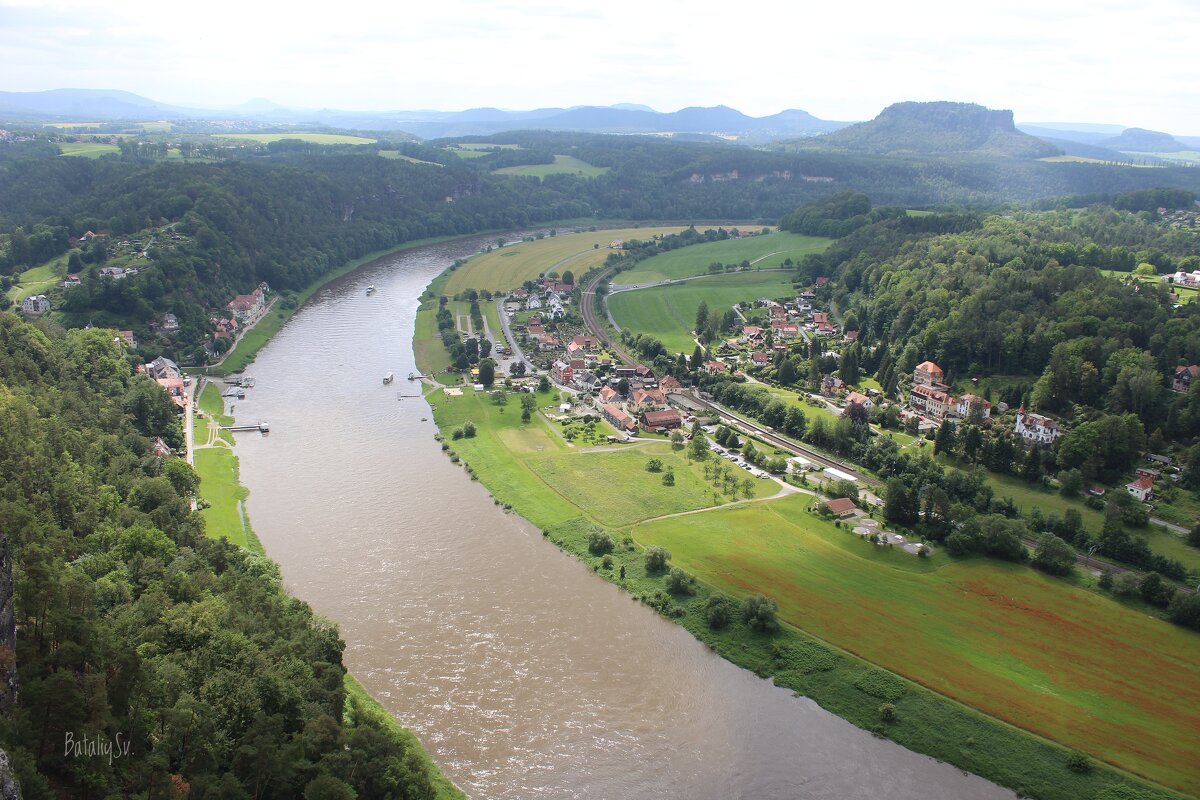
222,422 -> 270,433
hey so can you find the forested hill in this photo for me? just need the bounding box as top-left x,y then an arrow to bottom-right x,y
789,101 -> 1060,158
0,313 -> 448,798
4,137 -> 1200,361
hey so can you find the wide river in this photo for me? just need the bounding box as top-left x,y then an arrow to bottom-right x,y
235,232 -> 1014,800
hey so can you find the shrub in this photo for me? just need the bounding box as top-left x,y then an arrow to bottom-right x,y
878,703 -> 897,724
587,529 -> 614,555
704,594 -> 734,629
664,567 -> 694,595
463,421 -> 477,438
741,594 -> 779,632
1066,750 -> 1092,774
645,545 -> 671,574
451,427 -> 464,440
645,458 -> 664,472
661,469 -> 675,486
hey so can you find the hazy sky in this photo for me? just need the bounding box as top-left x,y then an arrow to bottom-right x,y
3,0 -> 1199,133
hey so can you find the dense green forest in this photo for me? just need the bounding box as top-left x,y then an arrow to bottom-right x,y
0,314 -> 444,798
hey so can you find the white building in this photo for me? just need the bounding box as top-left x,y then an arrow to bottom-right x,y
1014,405 -> 1062,445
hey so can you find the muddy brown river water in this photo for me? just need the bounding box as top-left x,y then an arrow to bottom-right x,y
234,232 -> 1015,799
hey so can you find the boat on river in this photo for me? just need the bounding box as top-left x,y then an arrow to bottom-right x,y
383,372 -> 394,384
366,285 -> 376,295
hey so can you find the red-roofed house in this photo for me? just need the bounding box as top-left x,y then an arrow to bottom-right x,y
750,351 -> 769,366
956,394 -> 992,420
812,311 -> 830,325
914,361 -> 944,387
538,334 -> 559,351
815,276 -> 829,287
910,384 -> 953,421
823,497 -> 859,518
602,403 -> 636,432
704,360 -> 728,375
641,408 -> 683,432
527,321 -> 545,335
1015,406 -> 1063,445
630,388 -> 667,411
660,375 -> 684,393
570,335 -> 600,352
1126,477 -> 1153,502
598,385 -> 618,404
226,287 -> 266,322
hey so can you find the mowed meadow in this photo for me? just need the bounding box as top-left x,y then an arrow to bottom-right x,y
609,270 -> 796,354
442,226 -> 691,295
619,230 -> 831,283
634,493 -> 1200,795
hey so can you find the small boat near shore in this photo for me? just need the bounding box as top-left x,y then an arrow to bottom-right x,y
383,372 -> 394,384
366,285 -> 376,295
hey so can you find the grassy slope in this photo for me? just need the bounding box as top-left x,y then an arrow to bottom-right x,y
493,154 -> 610,178
378,151 -> 442,166
421,385 -> 1194,800
609,270 -> 795,354
444,226 -> 691,295
621,232 -> 831,283
5,253 -> 68,302
634,493 -> 1200,794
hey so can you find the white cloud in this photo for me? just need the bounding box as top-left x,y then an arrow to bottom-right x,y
1,0 -> 1198,132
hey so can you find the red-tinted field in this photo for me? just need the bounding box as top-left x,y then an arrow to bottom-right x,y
635,494 -> 1200,794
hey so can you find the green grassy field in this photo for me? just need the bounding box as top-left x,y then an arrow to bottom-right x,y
634,493 -> 1200,794
4,254 -> 68,302
58,141 -> 119,157
194,446 -> 257,551
1130,151 -> 1200,165
379,150 -> 442,166
609,270 -> 795,354
620,232 -> 830,283
222,132 -> 377,145
443,226 -> 690,295
493,154 -> 609,179
430,388 -> 774,527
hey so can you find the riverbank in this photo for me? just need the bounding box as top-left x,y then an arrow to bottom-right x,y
413,297 -> 1192,795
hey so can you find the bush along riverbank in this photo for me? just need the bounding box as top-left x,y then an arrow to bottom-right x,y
417,373 -> 1190,800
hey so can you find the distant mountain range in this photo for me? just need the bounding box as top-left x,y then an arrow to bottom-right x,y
788,102 -> 1059,158
0,88 -> 848,141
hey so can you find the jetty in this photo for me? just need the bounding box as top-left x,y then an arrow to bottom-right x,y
222,422 -> 271,433
223,375 -> 255,387
408,372 -> 426,381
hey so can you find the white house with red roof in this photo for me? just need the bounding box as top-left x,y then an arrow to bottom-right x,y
1015,406 -> 1062,445
1126,477 -> 1153,502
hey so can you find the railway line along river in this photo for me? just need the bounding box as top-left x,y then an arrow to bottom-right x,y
233,231 -> 1014,800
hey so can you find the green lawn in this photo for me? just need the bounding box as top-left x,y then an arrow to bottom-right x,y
444,226 -> 690,295
199,383 -> 233,427
635,493 -> 1200,795
194,447 -> 257,551
620,232 -> 830,283
58,141 -> 120,157
493,154 -> 609,179
609,270 -> 795,354
222,132 -> 377,145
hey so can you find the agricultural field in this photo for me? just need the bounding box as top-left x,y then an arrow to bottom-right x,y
620,231 -> 830,283
633,493 -> 1200,794
444,143 -> 523,158
608,270 -> 794,354
379,150 -> 442,166
443,226 -> 690,295
58,141 -> 119,157
493,154 -> 610,178
221,132 -> 377,145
